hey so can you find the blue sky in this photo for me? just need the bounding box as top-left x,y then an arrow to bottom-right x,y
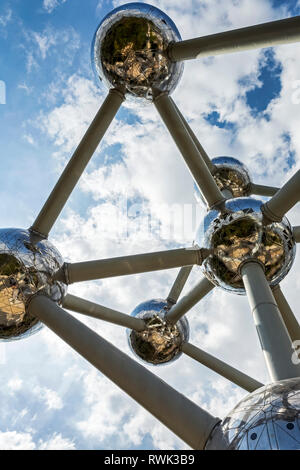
0,0 -> 300,450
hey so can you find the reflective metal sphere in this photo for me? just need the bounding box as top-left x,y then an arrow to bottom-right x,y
194,157 -> 251,205
92,2 -> 184,100
207,378 -> 300,450
128,299 -> 189,365
196,198 -> 295,294
212,157 -> 252,198
0,228 -> 67,341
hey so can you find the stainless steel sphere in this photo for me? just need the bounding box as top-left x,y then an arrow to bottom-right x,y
206,378 -> 300,450
128,299 -> 189,365
195,197 -> 295,294
211,157 -> 252,198
0,228 -> 67,341
194,157 -> 251,204
92,2 -> 184,100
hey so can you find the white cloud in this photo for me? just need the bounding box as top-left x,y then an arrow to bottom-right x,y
18,83 -> 33,95
39,75 -> 103,156
38,433 -> 76,450
8,378 -> 23,392
23,134 -> 36,146
33,386 -> 64,410
0,430 -> 75,450
0,9 -> 12,28
43,0 -> 67,14
0,431 -> 35,450
23,26 -> 80,73
33,31 -> 57,60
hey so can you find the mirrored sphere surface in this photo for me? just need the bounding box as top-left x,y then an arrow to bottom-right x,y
207,378 -> 300,450
128,299 -> 189,365
194,156 -> 251,205
92,2 -> 184,100
212,157 -> 252,198
0,228 -> 67,341
196,198 -> 295,294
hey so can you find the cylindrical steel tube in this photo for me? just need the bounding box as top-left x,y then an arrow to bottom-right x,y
28,295 -> 221,449
168,16 -> 300,61
154,94 -> 225,209
167,266 -> 193,304
166,277 -> 214,325
62,294 -> 146,331
30,89 -> 125,238
182,342 -> 263,393
241,261 -> 300,382
55,248 -> 204,284
272,285 -> 300,345
293,226 -> 300,243
170,98 -> 215,173
250,183 -> 279,198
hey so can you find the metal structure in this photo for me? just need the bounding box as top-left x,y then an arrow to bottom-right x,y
1,2 -> 300,450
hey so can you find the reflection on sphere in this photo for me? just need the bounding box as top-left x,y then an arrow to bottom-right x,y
128,299 -> 189,365
194,156 -> 251,204
207,378 -> 300,450
196,198 -> 295,294
0,228 -> 67,341
212,157 -> 252,198
92,2 -> 184,100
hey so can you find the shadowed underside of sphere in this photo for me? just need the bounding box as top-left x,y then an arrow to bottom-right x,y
196,198 -> 295,294
92,2 -> 183,100
210,378 -> 300,450
0,228 -> 67,341
128,299 -> 189,365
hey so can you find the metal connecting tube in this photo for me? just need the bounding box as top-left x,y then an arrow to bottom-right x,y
250,183 -> 279,198
170,98 -> 216,173
27,295 -> 222,450
168,16 -> 300,62
167,266 -> 193,305
166,277 -> 214,325
261,169 -> 300,223
62,294 -> 145,331
154,93 -> 225,209
241,260 -> 300,382
182,342 -> 263,393
272,285 -> 300,345
54,247 -> 207,284
293,226 -> 300,243
30,88 -> 125,238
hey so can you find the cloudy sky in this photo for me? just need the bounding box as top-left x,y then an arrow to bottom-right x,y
0,0 -> 300,450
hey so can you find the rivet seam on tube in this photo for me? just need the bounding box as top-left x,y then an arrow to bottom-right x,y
251,301 -> 279,315
166,42 -> 176,61
238,258 -> 265,276
153,91 -> 169,103
109,88 -> 126,100
29,227 -> 48,241
25,292 -> 46,311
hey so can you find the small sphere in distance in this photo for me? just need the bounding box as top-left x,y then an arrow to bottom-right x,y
92,2 -> 184,100
128,299 -> 189,365
0,228 -> 67,341
211,156 -> 252,198
195,197 -> 295,294
194,156 -> 251,204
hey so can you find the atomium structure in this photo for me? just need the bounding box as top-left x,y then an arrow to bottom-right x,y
2,2 -> 300,450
